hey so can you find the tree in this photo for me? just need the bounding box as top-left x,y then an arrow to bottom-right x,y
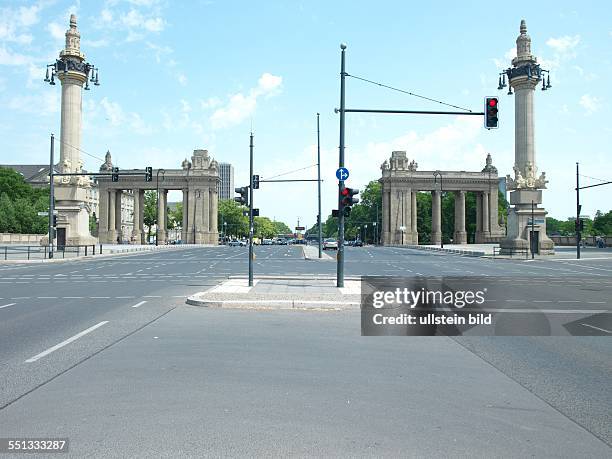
593,210 -> 612,235
143,190 -> 157,242
254,216 -> 276,238
168,202 -> 183,230
218,199 -> 248,238
272,220 -> 291,235
0,167 -> 48,234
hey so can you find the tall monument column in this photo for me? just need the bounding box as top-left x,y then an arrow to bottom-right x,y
44,15 -> 100,246
499,20 -> 554,254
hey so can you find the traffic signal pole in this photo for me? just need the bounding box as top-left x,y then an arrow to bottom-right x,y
337,44 -> 347,288
249,132 -> 254,287
317,113 -> 323,259
48,134 -> 55,259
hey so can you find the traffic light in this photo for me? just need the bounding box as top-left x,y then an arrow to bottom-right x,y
234,186 -> 248,206
340,186 -> 359,207
52,215 -> 57,227
112,166 -> 119,182
485,97 -> 499,129
145,166 -> 152,182
252,175 -> 259,190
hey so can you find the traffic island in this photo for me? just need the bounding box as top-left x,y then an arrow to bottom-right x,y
186,276 -> 360,310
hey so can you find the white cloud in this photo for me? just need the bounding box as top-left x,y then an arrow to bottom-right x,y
210,72 -> 283,129
579,94 -> 599,115
493,47 -> 516,69
47,22 -> 65,41
101,9 -> 113,22
0,45 -> 31,65
121,8 -> 164,34
200,97 -> 221,110
100,97 -> 152,134
546,35 -> 580,57
177,73 -> 187,86
180,99 -> 191,112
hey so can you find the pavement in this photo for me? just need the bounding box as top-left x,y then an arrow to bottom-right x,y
0,245 -> 610,457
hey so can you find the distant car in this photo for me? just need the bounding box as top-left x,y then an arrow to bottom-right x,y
262,239 -> 273,245
323,238 -> 338,250
353,240 -> 363,247
276,239 -> 287,245
228,240 -> 245,247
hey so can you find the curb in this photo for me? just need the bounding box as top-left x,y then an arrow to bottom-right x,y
389,244 -> 486,257
185,297 -> 359,310
301,246 -> 335,261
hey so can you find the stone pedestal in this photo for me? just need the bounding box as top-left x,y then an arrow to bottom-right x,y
53,184 -> 97,245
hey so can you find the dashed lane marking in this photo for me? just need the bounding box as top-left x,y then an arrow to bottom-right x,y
25,321 -> 109,363
131,301 -> 147,308
0,303 -> 17,309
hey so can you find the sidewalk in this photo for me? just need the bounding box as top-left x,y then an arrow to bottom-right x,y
302,244 -> 334,261
187,276 -> 360,309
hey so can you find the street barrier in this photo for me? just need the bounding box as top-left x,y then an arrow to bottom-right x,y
0,244 -> 102,260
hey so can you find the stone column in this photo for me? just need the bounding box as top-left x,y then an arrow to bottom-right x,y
403,189 -> 412,244
489,187 -> 500,234
482,191 -> 490,235
138,190 -> 145,244
98,185 -> 109,242
382,190 -> 390,244
411,191 -> 418,244
131,189 -> 140,244
454,191 -> 467,244
194,189 -> 202,244
209,187 -> 218,243
115,190 -> 123,243
157,189 -> 167,244
181,188 -> 189,243
107,189 -> 116,243
202,187 -> 210,238
431,190 -> 442,245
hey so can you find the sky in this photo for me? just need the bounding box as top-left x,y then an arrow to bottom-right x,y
1,0 -> 611,230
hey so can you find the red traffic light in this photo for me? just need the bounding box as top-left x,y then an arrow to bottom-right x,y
341,188 -> 349,196
488,98 -> 498,107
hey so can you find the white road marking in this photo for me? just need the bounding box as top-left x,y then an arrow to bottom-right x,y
580,323 -> 611,334
131,300 -> 147,308
0,303 -> 17,309
25,321 -> 109,363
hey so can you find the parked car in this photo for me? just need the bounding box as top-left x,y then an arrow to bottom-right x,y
323,238 -> 338,250
262,239 -> 273,245
353,239 -> 364,247
228,240 -> 246,247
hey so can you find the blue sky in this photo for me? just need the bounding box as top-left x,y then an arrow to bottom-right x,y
1,0 -> 610,229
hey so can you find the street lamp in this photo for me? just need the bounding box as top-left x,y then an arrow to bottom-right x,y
373,221 -> 377,245
155,169 -> 165,246
433,170 -> 443,248
399,225 -> 406,245
364,224 -> 368,244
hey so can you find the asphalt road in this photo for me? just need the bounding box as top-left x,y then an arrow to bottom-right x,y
0,245 -> 610,457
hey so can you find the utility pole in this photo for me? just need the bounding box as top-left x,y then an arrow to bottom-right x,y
576,162 -> 581,259
337,43 -> 347,288
249,132 -> 254,287
317,113 -> 323,258
48,134 -> 55,259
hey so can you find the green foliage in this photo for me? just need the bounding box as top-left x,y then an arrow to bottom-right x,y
254,216 -> 276,238
0,167 -> 49,234
593,210 -> 612,235
143,190 -> 157,240
218,199 -> 248,237
271,220 -> 291,235
168,202 -> 183,230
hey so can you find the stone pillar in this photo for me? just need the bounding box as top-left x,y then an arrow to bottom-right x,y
194,189 -> 203,244
108,189 -> 116,243
202,187 -> 210,240
157,189 -> 167,244
382,190 -> 390,244
209,187 -> 218,244
431,190 -> 442,245
482,192 -> 490,234
131,189 -> 140,244
454,191 -> 467,244
114,190 -> 123,243
411,191 -> 418,244
138,190 -> 145,244
181,188 -> 189,243
98,185 -> 109,242
187,188 -> 196,243
489,187 -> 500,233
403,189 -> 412,244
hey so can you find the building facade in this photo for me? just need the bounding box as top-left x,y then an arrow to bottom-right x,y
218,162 -> 234,201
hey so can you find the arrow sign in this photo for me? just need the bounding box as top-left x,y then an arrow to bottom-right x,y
336,167 -> 349,181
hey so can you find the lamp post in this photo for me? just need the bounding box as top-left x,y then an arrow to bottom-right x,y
433,170 -> 443,248
364,224 -> 368,244
155,169 -> 165,246
373,221 -> 377,245
399,226 -> 406,245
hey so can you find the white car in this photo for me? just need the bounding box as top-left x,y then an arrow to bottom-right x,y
323,238 -> 338,250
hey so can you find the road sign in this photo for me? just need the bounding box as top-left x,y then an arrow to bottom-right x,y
579,214 -> 590,219
295,226 -> 305,231
252,208 -> 259,217
527,218 -> 545,225
37,211 -> 58,216
336,167 -> 349,181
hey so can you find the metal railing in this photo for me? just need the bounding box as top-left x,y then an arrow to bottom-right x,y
1,244 -> 103,260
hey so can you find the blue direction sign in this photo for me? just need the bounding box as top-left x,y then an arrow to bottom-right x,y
336,167 -> 349,181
